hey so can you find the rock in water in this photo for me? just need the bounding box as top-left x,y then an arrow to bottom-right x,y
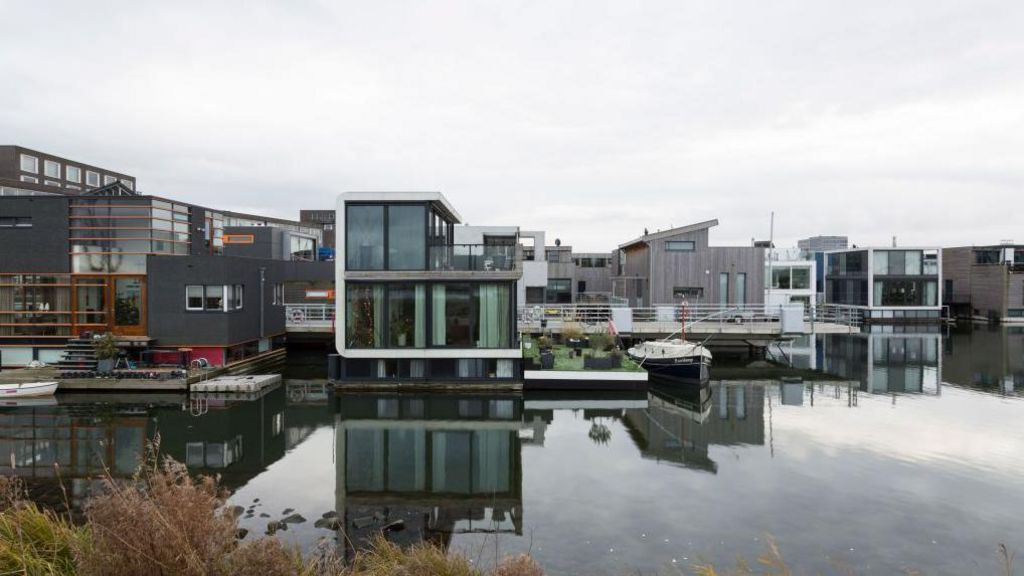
383,519 -> 405,532
321,511 -> 338,520
282,513 -> 306,524
282,508 -> 294,515
266,521 -> 281,535
315,517 -> 342,530
236,528 -> 249,540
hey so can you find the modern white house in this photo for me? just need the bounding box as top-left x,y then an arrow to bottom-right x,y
334,192 -> 523,382
823,247 -> 943,322
765,249 -> 817,313
454,226 -> 548,308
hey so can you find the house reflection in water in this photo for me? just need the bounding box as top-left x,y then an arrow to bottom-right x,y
941,327 -> 1024,396
334,394 -> 525,558
621,381 -> 766,474
817,329 -> 943,395
0,382 -> 333,513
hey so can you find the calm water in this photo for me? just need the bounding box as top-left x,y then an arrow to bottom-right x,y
2,327 -> 1023,575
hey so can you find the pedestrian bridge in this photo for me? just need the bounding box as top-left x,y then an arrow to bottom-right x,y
285,303 -> 861,339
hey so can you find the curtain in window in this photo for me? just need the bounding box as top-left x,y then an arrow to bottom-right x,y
478,284 -> 509,348
372,285 -> 384,345
432,284 -> 446,345
415,284 -> 426,347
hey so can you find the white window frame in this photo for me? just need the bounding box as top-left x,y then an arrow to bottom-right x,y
103,175 -> 117,185
43,160 -> 61,178
44,180 -> 61,187
66,185 -> 81,191
185,285 -> 205,310
120,179 -> 134,191
19,154 -> 38,173
66,165 -> 81,183
20,175 -> 38,184
234,284 -> 244,310
86,171 -> 100,187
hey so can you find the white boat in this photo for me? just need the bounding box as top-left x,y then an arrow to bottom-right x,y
626,339 -> 712,380
0,381 -> 59,398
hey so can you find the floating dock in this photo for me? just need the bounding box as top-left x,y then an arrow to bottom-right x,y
190,374 -> 281,393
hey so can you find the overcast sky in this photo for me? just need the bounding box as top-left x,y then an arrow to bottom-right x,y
2,0 -> 1022,251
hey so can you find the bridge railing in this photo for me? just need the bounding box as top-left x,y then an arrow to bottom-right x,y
285,303 -> 335,328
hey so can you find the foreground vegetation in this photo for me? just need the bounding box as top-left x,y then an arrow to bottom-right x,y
0,446 -> 1016,575
0,444 -> 542,576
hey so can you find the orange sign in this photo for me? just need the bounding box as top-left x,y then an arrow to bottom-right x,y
223,234 -> 255,245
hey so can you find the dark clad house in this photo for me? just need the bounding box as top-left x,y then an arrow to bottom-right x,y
0,146 -> 330,368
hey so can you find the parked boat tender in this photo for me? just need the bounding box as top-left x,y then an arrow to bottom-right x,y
627,339 -> 712,380
0,381 -> 59,398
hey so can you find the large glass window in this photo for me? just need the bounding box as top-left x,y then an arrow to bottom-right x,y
436,284 -> 475,347
289,235 -> 316,261
719,272 -> 729,305
904,251 -> 921,275
388,284 -> 426,348
387,205 -> 426,270
85,171 -> 100,187
736,272 -> 747,304
346,284 -> 384,348
346,205 -> 384,270
791,268 -> 810,289
114,278 -> 143,326
771,268 -> 791,289
873,251 -> 889,275
545,279 -> 571,303
66,165 -> 81,183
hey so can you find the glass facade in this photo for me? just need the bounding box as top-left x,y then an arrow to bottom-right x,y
387,205 -> 426,270
768,266 -> 811,289
346,282 -> 513,350
70,197 -> 192,273
346,205 -> 385,270
545,279 -> 571,304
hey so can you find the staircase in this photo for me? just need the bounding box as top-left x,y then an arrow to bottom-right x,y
57,338 -> 99,371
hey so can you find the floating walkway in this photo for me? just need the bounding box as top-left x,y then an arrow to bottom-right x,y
190,374 -> 281,393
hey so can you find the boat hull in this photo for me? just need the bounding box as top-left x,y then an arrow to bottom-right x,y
0,381 -> 59,398
627,353 -> 711,380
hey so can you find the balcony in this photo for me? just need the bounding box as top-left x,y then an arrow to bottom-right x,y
429,244 -> 518,272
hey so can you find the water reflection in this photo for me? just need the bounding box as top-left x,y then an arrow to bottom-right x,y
0,382 -> 334,512
818,332 -> 942,395
334,394 -> 525,558
943,326 -> 1024,396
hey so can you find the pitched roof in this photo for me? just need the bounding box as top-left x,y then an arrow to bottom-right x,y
618,219 -> 719,249
81,181 -> 138,197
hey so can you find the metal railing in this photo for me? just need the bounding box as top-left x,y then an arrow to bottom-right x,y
517,303 -> 862,330
429,244 -> 518,272
285,303 -> 336,328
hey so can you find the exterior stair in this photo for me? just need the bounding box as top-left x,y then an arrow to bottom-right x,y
57,338 -> 98,370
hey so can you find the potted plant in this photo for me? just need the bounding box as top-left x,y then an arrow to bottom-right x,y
562,324 -> 586,349
589,332 -> 611,353
94,333 -> 119,372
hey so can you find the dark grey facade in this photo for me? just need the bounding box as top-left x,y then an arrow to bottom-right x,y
0,145 -> 136,196
0,196 -> 69,272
